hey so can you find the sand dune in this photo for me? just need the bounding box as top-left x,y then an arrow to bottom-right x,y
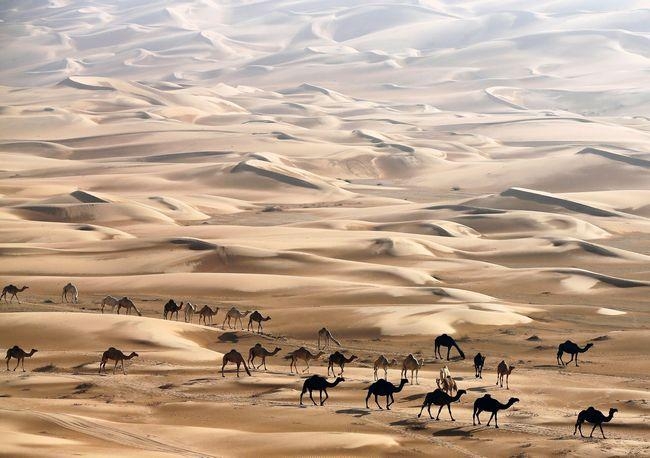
1,0 -> 649,456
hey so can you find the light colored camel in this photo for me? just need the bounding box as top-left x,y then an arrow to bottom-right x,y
221,349 -> 251,377
401,354 -> 424,384
198,305 -> 219,325
184,302 -> 197,323
286,347 -> 325,374
436,375 -> 457,395
496,360 -> 514,389
1,285 -> 29,304
374,355 -> 398,381
222,307 -> 251,330
61,282 -> 78,303
99,347 -> 138,375
117,297 -> 141,316
247,344 -> 282,370
5,346 -> 38,372
101,295 -> 120,314
317,327 -> 341,350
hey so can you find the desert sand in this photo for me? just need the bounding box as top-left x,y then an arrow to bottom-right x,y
1,1 -> 649,456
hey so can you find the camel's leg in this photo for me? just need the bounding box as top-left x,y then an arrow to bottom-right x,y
322,389 -> 329,406
258,322 -> 262,334
221,360 -> 227,377
506,374 -> 509,390
417,403 -> 426,418
113,360 -> 118,374
374,368 -> 377,381
387,393 -> 394,410
318,389 -> 323,405
599,423 -> 605,439
302,359 -> 310,373
590,423 -> 597,438
236,362 -> 241,377
446,346 -> 451,361
384,368 -> 388,380
122,359 -> 126,375
299,387 -> 306,405
575,353 -> 579,367
262,357 -> 268,371
365,391 -> 371,409
474,409 -> 482,425
436,405 -> 444,420
578,423 -> 585,437
6,357 -> 10,371
375,394 -> 383,410
222,317 -> 227,329
309,389 -> 317,406
14,358 -> 20,371
21,357 -> 26,372
448,404 -> 455,421
486,412 -> 495,426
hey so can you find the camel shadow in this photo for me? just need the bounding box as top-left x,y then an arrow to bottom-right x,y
403,393 -> 425,402
218,332 -> 239,343
432,426 -> 473,437
335,408 -> 371,418
467,385 -> 490,393
389,419 -> 427,430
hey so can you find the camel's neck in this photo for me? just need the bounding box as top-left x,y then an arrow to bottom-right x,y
395,381 -> 407,392
27,349 -> 36,357
345,356 -> 356,363
19,287 -> 28,292
578,345 -> 590,352
604,411 -> 616,422
452,392 -> 464,402
327,379 -> 343,388
500,399 -> 516,409
125,353 -> 137,360
269,348 -> 281,356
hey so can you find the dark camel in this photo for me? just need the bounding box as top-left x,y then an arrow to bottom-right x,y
247,344 -> 281,370
5,346 -> 37,371
327,351 -> 358,376
1,285 -> 28,304
557,340 -> 593,367
99,347 -> 138,375
472,394 -> 519,428
365,378 -> 409,410
434,334 -> 465,360
163,299 -> 183,320
300,375 -> 345,406
247,311 -> 271,334
474,353 -> 486,378
221,349 -> 251,377
418,388 -> 467,421
574,407 -> 617,439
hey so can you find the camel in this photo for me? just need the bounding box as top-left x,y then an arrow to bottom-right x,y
184,302 -> 197,323
101,295 -> 120,314
496,361 -> 514,389
436,374 -> 458,396
222,307 -> 251,330
434,333 -> 465,360
373,355 -> 398,381
99,347 -> 138,375
247,311 -> 271,334
300,375 -> 345,406
198,305 -> 219,325
401,354 -> 424,384
1,285 -> 28,304
285,347 -> 325,374
317,327 -> 341,350
221,349 -> 251,377
163,299 -> 183,320
327,351 -> 358,376
116,297 -> 141,316
435,365 -> 456,394
365,378 -> 409,410
472,394 -> 519,428
61,282 -> 78,303
557,340 -> 593,367
418,388 -> 467,421
474,353 -> 486,379
247,344 -> 282,370
574,407 -> 618,439
5,346 -> 37,372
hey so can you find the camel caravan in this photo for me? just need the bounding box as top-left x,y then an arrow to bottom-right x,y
1,282 -> 618,438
